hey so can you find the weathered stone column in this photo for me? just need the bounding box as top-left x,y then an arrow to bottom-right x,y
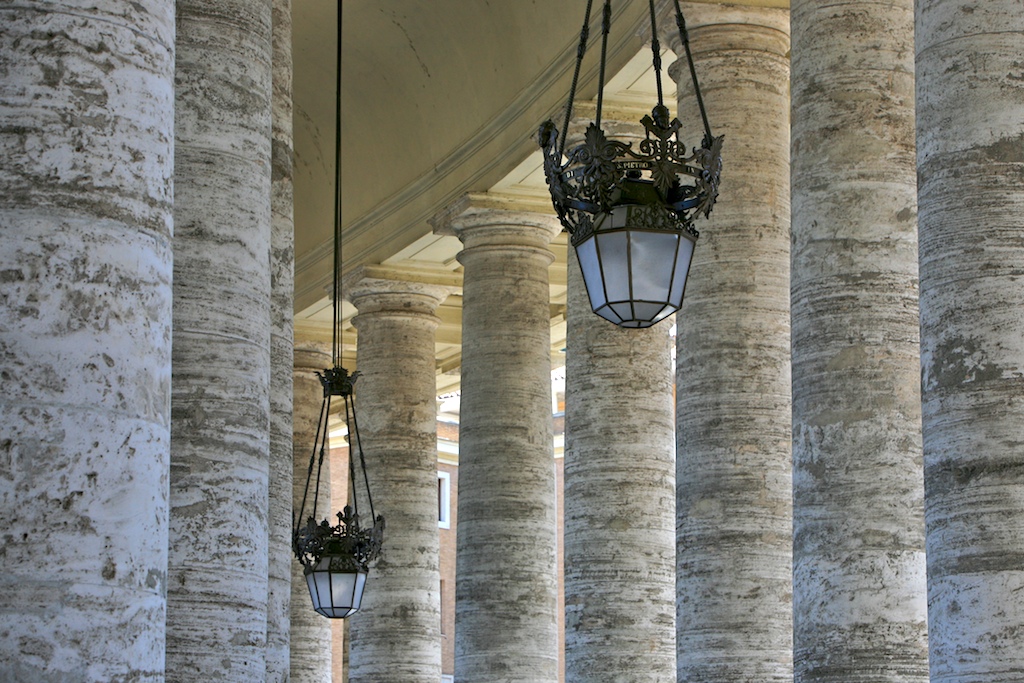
433,197 -> 561,683
563,243 -> 676,682
790,1 -> 928,681
346,271 -> 450,683
0,3 -> 174,680
661,5 -> 793,681
916,3 -> 1024,681
266,0 -> 295,679
165,0 -> 273,680
291,342 -> 333,682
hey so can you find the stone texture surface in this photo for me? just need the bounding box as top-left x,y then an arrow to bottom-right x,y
165,0 -> 274,680
291,343 -> 333,683
916,2 -> 1024,681
563,246 -> 676,682
0,3 -> 174,680
437,206 -> 561,683
346,276 -> 449,683
662,5 -> 794,681
790,1 -> 928,681
266,0 -> 295,679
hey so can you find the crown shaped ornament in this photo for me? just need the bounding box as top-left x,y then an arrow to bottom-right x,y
539,104 -> 722,247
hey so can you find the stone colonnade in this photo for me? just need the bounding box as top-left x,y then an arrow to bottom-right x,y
165,0 -> 274,679
346,274 -> 450,683
266,0 -> 295,678
916,2 -> 1024,681
433,200 -> 563,683
3,1 -> 1024,681
666,5 -> 794,682
790,1 -> 929,680
564,245 -> 677,682
0,1 -> 176,679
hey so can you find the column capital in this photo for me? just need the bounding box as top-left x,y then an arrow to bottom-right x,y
293,340 -> 331,372
430,192 -> 562,250
654,1 -> 790,66
344,267 -> 451,319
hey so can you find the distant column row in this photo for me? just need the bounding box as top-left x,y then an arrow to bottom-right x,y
1,1 -> 1022,682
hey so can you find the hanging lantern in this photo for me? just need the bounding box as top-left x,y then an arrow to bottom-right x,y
291,4 -> 383,620
293,367 -> 384,619
540,0 -> 723,328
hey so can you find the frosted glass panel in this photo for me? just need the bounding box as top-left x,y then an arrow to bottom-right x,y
653,304 -> 673,323
632,302 -> 664,322
331,571 -> 358,607
576,237 -> 605,308
670,238 -> 695,305
597,231 -> 630,303
610,302 -> 633,322
595,305 -> 619,325
630,231 -> 679,301
354,572 -> 367,607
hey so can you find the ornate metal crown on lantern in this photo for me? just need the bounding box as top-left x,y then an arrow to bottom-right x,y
539,0 -> 723,328
291,5 -> 384,620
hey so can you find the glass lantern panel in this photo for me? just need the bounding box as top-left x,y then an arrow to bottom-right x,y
353,572 -> 367,610
330,571 -> 359,610
306,567 -> 331,614
652,304 -> 674,323
629,231 -> 680,303
609,302 -> 634,322
594,304 -> 620,325
575,237 -> 605,309
632,302 -> 665,323
669,237 -> 696,307
596,231 -> 630,304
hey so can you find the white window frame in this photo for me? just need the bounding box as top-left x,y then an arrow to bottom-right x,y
441,676 -> 454,683
438,470 -> 451,529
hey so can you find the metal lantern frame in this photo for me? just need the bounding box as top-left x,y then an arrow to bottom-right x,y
292,367 -> 384,620
539,0 -> 723,328
291,4 -> 384,620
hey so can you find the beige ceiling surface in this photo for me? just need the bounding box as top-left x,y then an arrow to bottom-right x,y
294,0 -> 788,393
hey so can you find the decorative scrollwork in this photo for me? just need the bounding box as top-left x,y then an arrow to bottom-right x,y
293,505 -> 385,574
539,105 -> 722,241
317,366 -> 358,398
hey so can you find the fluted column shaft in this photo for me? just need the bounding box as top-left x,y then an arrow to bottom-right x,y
266,0 -> 295,678
166,0 -> 273,679
564,244 -> 676,682
290,343 -> 333,682
0,2 -> 174,680
346,276 -> 449,683
790,1 -> 928,681
662,5 -> 793,681
916,2 -> 1024,681
438,204 -> 561,683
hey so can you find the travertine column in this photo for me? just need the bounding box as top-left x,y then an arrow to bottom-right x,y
266,0 -> 295,679
346,273 -> 450,683
564,244 -> 676,682
790,1 -> 928,681
0,3 -> 174,680
291,343 -> 333,682
661,5 -> 793,681
166,0 -> 273,680
916,3 -> 1024,681
434,200 -> 561,683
